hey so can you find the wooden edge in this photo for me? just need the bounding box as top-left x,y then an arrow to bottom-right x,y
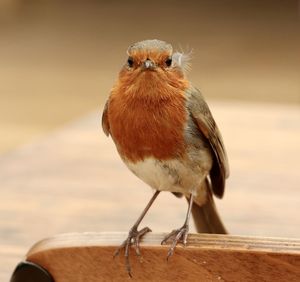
25,233 -> 300,282
27,232 -> 300,257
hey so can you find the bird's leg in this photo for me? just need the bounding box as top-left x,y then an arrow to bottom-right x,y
114,190 -> 160,276
161,193 -> 194,260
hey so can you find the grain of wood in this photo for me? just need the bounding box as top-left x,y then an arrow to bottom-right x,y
26,232 -> 300,282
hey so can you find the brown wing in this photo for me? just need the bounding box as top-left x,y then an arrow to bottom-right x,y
101,100 -> 110,136
187,87 -> 229,198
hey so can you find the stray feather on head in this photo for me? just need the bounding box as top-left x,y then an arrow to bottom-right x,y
172,49 -> 192,74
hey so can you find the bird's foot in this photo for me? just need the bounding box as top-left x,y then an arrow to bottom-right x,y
161,224 -> 189,260
114,226 -> 152,277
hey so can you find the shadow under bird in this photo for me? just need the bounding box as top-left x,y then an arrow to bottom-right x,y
102,39 -> 229,276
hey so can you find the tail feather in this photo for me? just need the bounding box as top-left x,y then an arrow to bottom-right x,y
191,181 -> 228,234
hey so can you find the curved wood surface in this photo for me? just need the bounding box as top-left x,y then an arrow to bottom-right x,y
26,232 -> 300,282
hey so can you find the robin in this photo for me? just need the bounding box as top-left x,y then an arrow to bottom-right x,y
102,39 -> 229,275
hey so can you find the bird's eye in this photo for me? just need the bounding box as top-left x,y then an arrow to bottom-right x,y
127,57 -> 134,67
165,58 -> 172,67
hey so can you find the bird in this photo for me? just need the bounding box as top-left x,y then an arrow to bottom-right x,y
102,39 -> 229,275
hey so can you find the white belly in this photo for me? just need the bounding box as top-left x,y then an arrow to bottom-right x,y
125,157 -> 209,200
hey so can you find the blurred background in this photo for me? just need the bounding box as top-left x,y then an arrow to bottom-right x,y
0,0 -> 299,153
0,1 -> 300,279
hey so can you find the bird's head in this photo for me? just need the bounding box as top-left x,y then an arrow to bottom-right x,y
116,39 -> 190,97
126,39 -> 174,72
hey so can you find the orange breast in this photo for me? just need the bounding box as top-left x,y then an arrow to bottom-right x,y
108,72 -> 189,163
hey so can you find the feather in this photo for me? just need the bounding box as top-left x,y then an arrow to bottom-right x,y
172,50 -> 192,73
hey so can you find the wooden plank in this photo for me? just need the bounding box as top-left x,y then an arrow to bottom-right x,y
26,232 -> 300,282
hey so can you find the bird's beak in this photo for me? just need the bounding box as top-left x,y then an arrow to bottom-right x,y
143,59 -> 156,70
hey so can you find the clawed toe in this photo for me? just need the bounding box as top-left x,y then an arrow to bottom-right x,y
161,225 -> 189,260
114,226 -> 152,276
